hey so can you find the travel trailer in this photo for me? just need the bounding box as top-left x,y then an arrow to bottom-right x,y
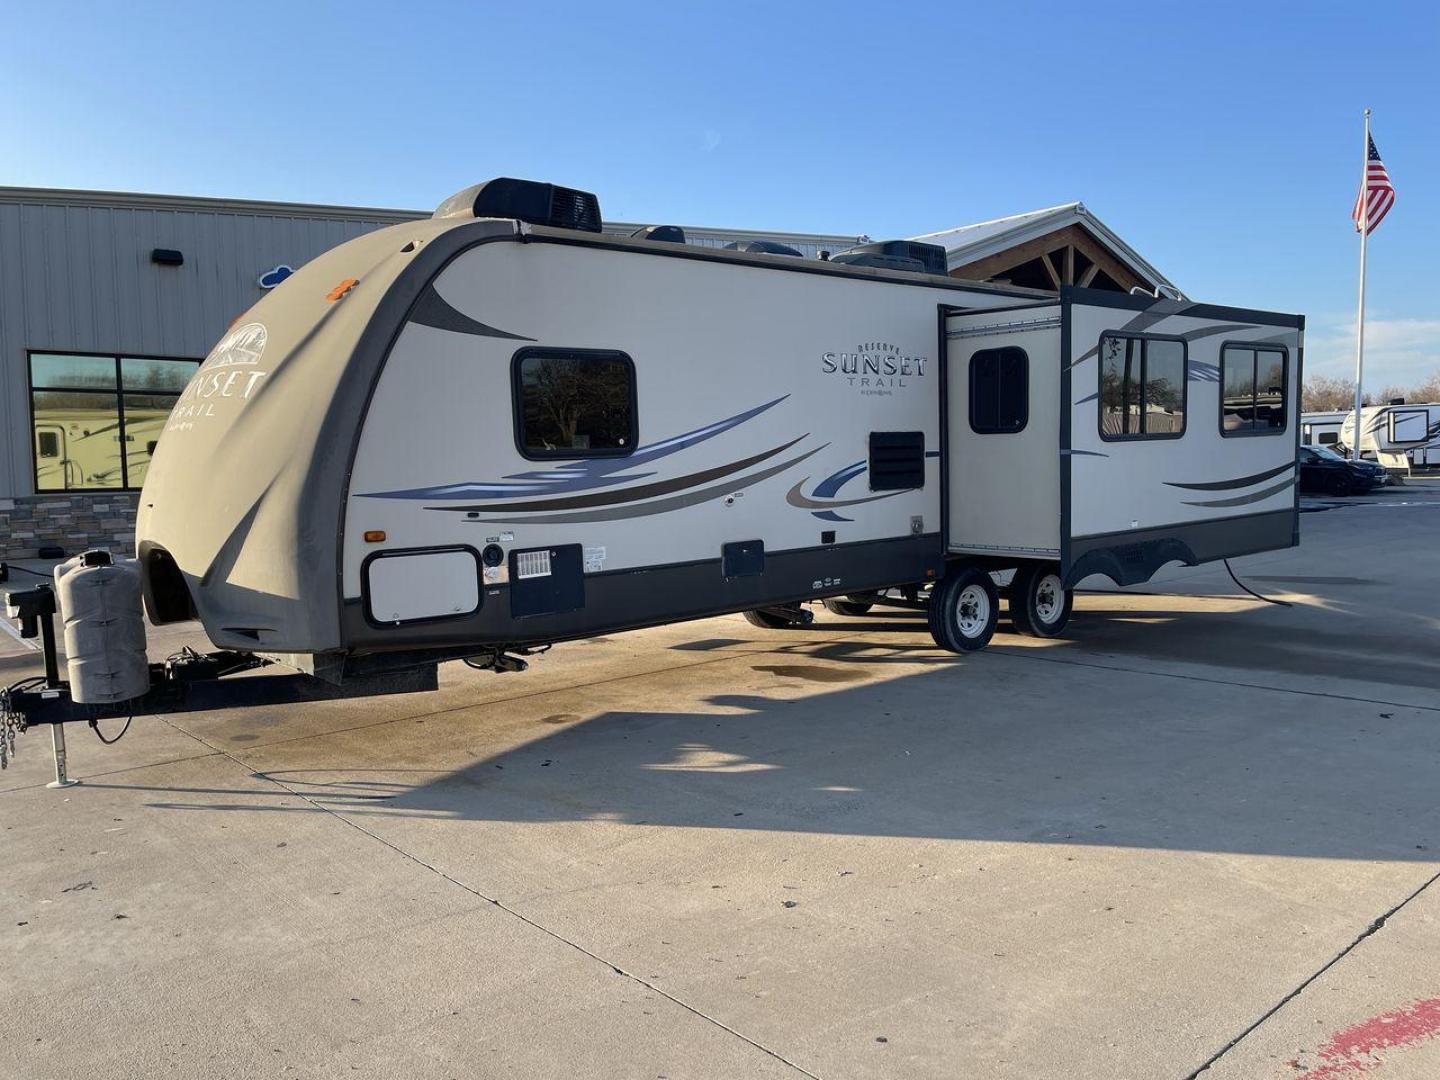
1339,403 -> 1440,472
1300,410 -> 1347,449
3,178 -> 1304,742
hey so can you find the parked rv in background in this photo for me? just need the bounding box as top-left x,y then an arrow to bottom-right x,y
1300,410 -> 1347,450
1335,403 -> 1440,473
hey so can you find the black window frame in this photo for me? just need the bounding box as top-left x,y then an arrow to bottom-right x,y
1219,342 -> 1289,438
510,347 -> 638,461
1097,332 -> 1188,442
27,350 -> 200,494
968,345 -> 1029,435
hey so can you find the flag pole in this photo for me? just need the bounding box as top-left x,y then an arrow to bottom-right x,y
1351,107 -> 1371,461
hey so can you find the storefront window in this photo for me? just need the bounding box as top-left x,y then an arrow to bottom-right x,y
29,353 -> 200,492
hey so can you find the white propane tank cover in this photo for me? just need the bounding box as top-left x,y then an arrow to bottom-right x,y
54,550 -> 149,705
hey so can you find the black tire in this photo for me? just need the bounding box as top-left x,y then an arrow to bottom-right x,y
1009,562 -> 1073,637
742,606 -> 812,630
928,565 -> 999,653
1326,472 -> 1353,496
822,593 -> 877,617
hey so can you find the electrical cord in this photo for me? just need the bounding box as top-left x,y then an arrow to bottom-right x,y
0,563 -> 54,581
90,714 -> 133,745
1223,559 -> 1293,607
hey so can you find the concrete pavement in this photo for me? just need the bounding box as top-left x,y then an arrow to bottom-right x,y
2,485 -> 1438,1078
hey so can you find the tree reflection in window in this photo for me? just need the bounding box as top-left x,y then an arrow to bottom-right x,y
1100,334 -> 1186,439
516,350 -> 635,456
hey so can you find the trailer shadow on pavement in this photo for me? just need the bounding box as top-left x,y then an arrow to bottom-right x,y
18,498 -> 1440,870
82,586 -> 1438,866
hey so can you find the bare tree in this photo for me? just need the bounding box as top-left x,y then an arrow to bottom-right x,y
1302,374 -> 1368,412
1403,370 -> 1440,403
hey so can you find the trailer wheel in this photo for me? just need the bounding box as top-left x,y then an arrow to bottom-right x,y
1009,562 -> 1073,637
928,565 -> 999,652
822,592 -> 878,617
743,606 -> 814,630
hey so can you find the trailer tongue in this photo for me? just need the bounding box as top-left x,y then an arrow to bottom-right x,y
0,563 -> 445,779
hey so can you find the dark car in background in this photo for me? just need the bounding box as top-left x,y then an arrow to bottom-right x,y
1298,445 -> 1388,495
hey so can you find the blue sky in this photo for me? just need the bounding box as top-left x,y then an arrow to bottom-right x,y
2,1 -> 1435,387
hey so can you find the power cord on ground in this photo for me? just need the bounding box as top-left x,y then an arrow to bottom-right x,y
1223,559 -> 1293,607
90,714 -> 133,745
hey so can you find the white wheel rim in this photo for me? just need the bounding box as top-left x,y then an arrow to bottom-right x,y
955,584 -> 990,637
1034,574 -> 1064,624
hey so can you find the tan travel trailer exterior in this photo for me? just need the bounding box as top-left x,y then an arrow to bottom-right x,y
2,179 -> 1305,739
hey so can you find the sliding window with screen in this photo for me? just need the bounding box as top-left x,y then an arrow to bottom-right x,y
29,352 -> 200,492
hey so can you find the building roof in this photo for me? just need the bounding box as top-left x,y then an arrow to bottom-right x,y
0,186 -> 1169,289
0,186 -> 863,255
911,202 -> 1178,293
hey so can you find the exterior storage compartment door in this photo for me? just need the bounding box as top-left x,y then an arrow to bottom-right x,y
364,547 -> 481,625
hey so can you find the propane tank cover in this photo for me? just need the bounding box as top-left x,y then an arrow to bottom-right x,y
55,551 -> 149,705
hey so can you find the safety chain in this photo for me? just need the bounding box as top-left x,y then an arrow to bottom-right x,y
0,689 -> 19,770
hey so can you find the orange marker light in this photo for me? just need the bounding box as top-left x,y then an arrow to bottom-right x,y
363,530 -> 386,543
327,277 -> 360,302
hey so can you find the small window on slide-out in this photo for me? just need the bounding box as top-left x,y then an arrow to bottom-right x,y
969,346 -> 1028,434
1221,344 -> 1288,436
513,348 -> 636,459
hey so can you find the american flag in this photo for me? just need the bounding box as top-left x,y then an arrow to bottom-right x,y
1352,133 -> 1395,235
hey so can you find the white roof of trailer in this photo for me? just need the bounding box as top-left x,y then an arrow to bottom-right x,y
911,202 -> 1178,291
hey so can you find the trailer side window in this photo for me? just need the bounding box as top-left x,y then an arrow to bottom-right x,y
969,346 -> 1028,434
1221,345 -> 1288,436
1317,431 -> 1338,445
512,348 -> 637,459
1099,334 -> 1186,440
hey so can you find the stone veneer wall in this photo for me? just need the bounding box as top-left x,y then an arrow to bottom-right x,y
0,494 -> 139,562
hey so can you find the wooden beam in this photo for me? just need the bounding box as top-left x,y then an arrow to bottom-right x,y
1078,262 -> 1100,287
949,222 -> 1147,293
1064,244 -> 1075,285
1041,250 -> 1063,290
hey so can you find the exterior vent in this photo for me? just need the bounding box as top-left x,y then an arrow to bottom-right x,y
514,549 -> 553,579
830,252 -> 927,273
631,224 -> 687,244
835,240 -> 947,276
868,431 -> 926,491
723,239 -> 804,257
433,178 -> 603,233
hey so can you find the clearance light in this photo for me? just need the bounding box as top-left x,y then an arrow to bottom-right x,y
363,530 -> 386,543
327,278 -> 360,302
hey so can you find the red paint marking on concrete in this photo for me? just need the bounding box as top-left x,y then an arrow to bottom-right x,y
1295,998 -> 1440,1079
